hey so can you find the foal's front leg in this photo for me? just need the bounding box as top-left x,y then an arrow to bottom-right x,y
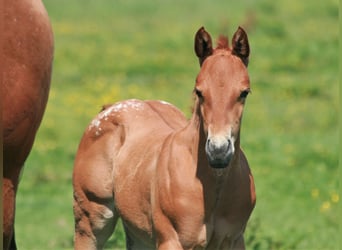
231,234 -> 245,250
153,209 -> 183,250
157,240 -> 183,250
220,234 -> 245,250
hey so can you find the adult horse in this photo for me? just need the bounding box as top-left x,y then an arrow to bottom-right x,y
2,0 -> 54,249
73,26 -> 255,249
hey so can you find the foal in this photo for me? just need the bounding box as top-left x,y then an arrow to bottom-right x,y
73,26 -> 255,250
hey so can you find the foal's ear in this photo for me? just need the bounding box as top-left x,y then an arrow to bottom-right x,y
194,27 -> 213,66
232,26 -> 250,67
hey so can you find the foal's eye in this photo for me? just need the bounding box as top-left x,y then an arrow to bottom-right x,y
239,88 -> 251,100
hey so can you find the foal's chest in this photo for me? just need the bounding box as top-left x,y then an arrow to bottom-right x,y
173,195 -> 250,249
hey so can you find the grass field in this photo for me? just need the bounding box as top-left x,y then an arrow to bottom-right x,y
15,0 -> 339,249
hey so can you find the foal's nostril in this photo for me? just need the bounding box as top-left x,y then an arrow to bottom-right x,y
208,138 -> 229,153
206,137 -> 234,168
227,139 -> 231,150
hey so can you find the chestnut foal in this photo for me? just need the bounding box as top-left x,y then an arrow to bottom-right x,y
73,26 -> 255,250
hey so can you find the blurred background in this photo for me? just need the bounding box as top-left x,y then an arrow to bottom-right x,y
15,0 -> 338,249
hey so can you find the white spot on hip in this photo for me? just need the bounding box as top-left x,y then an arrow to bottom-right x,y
88,99 -> 144,136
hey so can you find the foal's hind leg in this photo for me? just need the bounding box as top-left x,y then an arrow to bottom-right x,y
73,191 -> 118,250
73,111 -> 126,249
73,155 -> 119,249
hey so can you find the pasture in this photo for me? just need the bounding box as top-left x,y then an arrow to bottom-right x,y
15,0 -> 338,249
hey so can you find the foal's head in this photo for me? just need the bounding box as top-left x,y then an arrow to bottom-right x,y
194,27 -> 250,169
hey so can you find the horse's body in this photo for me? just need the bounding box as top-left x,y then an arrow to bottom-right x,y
73,27 -> 255,250
2,0 -> 54,249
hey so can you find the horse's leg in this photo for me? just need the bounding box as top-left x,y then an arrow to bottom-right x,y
3,163 -> 21,250
3,178 -> 16,250
10,231 -> 17,250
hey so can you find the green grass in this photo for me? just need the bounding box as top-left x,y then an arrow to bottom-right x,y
15,0 -> 339,249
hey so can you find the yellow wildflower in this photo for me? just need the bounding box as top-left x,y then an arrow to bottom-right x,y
320,201 -> 331,212
331,193 -> 339,203
311,188 -> 319,199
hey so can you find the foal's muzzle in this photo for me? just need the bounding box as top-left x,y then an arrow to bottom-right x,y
205,137 -> 234,168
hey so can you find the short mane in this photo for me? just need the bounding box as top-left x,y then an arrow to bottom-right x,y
216,35 -> 229,49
